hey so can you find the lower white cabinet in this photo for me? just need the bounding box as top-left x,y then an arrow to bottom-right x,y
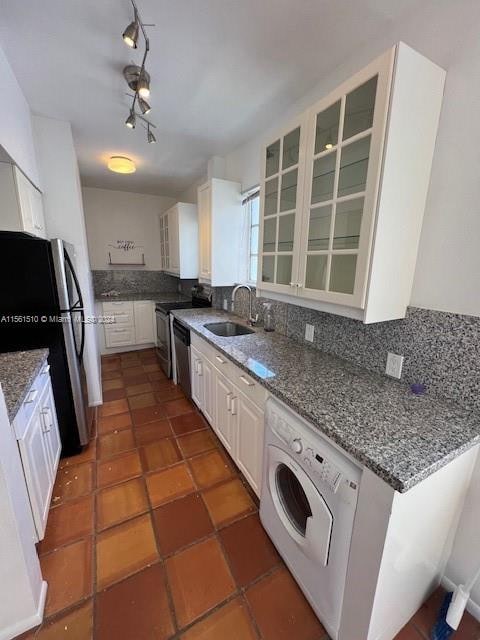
102,300 -> 155,350
14,365 -> 61,540
190,334 -> 267,496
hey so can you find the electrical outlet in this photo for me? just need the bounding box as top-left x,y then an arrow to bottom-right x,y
305,324 -> 315,342
386,352 -> 404,379
223,298 -> 229,311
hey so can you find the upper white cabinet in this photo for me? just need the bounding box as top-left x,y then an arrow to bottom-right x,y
159,203 -> 198,278
197,178 -> 243,286
257,43 -> 446,323
0,162 -> 46,238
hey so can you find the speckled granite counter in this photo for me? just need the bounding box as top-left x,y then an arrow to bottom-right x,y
95,292 -> 190,303
173,309 -> 480,493
0,349 -> 49,421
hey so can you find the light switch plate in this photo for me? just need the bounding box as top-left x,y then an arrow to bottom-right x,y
305,324 -> 315,342
386,352 -> 404,378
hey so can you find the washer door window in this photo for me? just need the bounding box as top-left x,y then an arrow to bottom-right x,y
268,446 -> 333,566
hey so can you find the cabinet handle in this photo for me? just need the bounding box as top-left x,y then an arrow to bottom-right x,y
231,397 -> 237,416
197,361 -> 203,377
24,389 -> 38,404
40,407 -> 51,433
226,392 -> 232,412
239,375 -> 254,387
215,355 -> 226,364
42,364 -> 50,375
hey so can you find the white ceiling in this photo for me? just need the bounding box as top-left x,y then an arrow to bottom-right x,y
0,0 -> 427,196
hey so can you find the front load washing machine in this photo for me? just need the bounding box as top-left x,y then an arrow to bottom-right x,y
260,397 -> 362,640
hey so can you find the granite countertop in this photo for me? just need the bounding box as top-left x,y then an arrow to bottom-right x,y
96,292 -> 191,303
0,349 -> 49,421
172,308 -> 480,493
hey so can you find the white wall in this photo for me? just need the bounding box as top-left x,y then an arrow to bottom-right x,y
0,45 -> 40,188
33,116 -> 102,407
179,1 -> 480,611
82,187 -> 175,270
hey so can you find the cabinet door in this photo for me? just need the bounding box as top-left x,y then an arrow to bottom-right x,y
18,409 -> 52,539
159,215 -> 165,269
297,50 -> 392,308
202,358 -> 215,425
134,301 -> 155,344
29,186 -> 47,238
164,213 -> 170,271
214,371 -> 234,455
257,118 -> 308,295
235,393 -> 264,496
168,207 -> 180,273
39,378 -> 61,477
198,183 -> 212,280
14,168 -> 35,234
190,346 -> 204,410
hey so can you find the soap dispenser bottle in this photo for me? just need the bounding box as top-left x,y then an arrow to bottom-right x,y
263,303 -> 275,332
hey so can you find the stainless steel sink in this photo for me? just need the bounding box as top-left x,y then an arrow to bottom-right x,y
204,322 -> 255,337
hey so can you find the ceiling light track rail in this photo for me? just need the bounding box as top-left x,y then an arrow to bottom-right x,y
122,0 -> 157,143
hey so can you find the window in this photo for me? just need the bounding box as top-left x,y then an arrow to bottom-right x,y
244,189 -> 260,283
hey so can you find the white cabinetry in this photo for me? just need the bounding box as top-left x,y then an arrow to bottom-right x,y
13,364 -> 61,540
190,333 -> 267,495
0,163 -> 46,238
257,43 -> 445,323
102,300 -> 155,351
197,179 -> 243,286
159,203 -> 198,278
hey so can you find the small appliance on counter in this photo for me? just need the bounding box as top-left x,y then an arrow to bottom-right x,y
155,284 -> 211,378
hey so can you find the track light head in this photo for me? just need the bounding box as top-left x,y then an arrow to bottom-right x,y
125,110 -> 136,129
123,19 -> 139,48
138,97 -> 151,115
137,70 -> 150,98
147,127 -> 156,144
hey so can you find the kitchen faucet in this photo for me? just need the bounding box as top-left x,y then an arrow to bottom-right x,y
231,284 -> 258,326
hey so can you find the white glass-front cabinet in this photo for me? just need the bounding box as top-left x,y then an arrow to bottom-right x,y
159,203 -> 199,278
257,43 -> 446,323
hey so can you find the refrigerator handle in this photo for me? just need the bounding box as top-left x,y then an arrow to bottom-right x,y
79,308 -> 85,362
64,248 -> 84,309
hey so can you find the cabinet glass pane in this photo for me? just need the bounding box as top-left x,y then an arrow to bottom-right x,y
264,177 -> 278,216
266,140 -> 280,178
282,127 -> 300,170
278,214 -> 295,251
333,198 -> 363,249
315,101 -> 341,154
308,205 -> 332,250
262,256 -> 275,283
311,152 -> 336,204
280,168 -> 298,212
263,217 -> 277,252
343,76 -> 378,140
337,136 -> 371,198
305,255 -> 327,290
276,255 -> 293,285
329,254 -> 357,293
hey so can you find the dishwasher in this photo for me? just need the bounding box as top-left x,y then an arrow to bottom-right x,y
172,319 -> 191,398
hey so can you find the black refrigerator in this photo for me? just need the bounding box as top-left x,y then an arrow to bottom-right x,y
0,231 -> 89,455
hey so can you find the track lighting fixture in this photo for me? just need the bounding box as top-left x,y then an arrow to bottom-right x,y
138,96 -> 151,115
147,124 -> 156,144
120,1 -> 157,144
122,17 -> 139,48
125,110 -> 136,129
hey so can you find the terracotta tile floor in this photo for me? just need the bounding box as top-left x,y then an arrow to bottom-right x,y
17,348 -> 480,639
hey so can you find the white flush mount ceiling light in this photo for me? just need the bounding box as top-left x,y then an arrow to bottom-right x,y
121,0 -> 157,144
108,156 -> 136,173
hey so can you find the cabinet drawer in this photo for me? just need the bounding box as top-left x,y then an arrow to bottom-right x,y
105,326 -> 135,348
231,367 -> 268,409
109,312 -> 134,326
13,362 -> 51,439
103,301 -> 134,315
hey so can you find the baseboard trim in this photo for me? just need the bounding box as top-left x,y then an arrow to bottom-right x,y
441,575 -> 480,622
0,580 -> 47,640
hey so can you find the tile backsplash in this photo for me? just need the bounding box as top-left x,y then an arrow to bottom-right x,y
92,270 -> 179,296
214,286 -> 480,413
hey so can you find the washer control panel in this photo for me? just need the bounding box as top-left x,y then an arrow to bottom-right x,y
271,414 -> 343,493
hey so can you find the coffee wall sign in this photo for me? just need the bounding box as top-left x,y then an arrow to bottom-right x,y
107,240 -> 146,265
